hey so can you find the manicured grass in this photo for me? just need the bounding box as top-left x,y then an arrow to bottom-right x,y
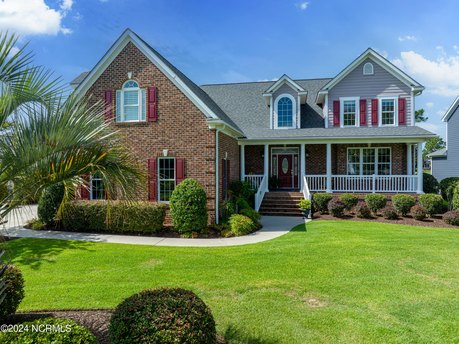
2,221 -> 459,343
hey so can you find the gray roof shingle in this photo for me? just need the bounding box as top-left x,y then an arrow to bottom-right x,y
70,71 -> 89,87
428,148 -> 447,158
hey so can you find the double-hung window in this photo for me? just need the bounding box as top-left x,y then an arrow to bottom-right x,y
380,98 -> 397,126
90,173 -> 105,200
158,157 -> 175,202
340,97 -> 359,127
347,147 -> 391,176
116,80 -> 146,122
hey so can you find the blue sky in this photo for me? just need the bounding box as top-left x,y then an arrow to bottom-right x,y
2,0 -> 459,138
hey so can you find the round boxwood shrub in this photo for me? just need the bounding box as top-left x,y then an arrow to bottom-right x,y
440,177 -> 459,201
381,206 -> 398,220
423,173 -> 439,194
228,214 -> 255,236
38,182 -> 65,225
339,193 -> 359,211
328,198 -> 345,218
312,193 -> 333,214
411,205 -> 427,221
170,178 -> 208,234
418,193 -> 444,216
355,201 -> 372,219
391,194 -> 416,216
0,264 -> 25,321
443,210 -> 459,226
364,194 -> 387,214
0,317 -> 97,343
239,207 -> 261,224
109,288 -> 216,344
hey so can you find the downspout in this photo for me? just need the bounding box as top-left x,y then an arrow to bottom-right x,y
215,128 -> 219,224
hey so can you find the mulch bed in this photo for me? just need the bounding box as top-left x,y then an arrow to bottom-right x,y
313,212 -> 459,229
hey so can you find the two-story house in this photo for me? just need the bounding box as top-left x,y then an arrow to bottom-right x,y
71,29 -> 435,222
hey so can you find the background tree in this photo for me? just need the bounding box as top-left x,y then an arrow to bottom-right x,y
423,136 -> 446,161
415,109 -> 428,122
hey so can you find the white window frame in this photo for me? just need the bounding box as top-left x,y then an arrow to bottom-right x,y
340,97 -> 360,128
274,94 -> 297,129
378,97 -> 398,127
363,62 -> 374,75
346,147 -> 392,176
116,80 -> 146,123
89,173 -> 104,200
158,157 -> 176,203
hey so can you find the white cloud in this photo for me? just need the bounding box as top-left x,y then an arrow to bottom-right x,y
426,102 -> 434,108
297,2 -> 309,10
7,46 -> 20,58
392,50 -> 459,96
398,35 -> 417,42
418,122 -> 443,136
0,0 -> 73,36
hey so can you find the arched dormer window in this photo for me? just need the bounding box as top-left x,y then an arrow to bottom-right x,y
116,80 -> 146,122
274,94 -> 296,129
363,62 -> 374,75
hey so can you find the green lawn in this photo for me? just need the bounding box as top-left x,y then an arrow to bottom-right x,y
2,221 -> 459,343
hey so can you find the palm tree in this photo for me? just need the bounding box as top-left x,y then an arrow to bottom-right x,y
0,32 -> 144,217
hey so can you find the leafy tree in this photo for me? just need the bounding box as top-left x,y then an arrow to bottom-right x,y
423,136 -> 446,161
415,108 -> 428,122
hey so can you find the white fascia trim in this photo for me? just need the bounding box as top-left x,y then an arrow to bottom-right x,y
265,74 -> 306,93
73,29 -> 219,120
339,96 -> 360,128
237,137 -> 433,145
378,96 -> 398,127
324,94 -> 329,128
320,48 -> 424,95
273,93 -> 297,129
207,120 -> 243,139
442,95 -> 459,122
411,91 -> 415,126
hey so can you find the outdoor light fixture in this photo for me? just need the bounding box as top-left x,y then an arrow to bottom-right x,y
127,72 -> 132,79
163,149 -> 168,157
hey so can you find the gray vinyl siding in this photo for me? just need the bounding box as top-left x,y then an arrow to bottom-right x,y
272,83 -> 300,128
328,58 -> 412,128
432,108 -> 459,181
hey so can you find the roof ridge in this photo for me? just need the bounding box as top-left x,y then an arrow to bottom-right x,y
200,77 -> 333,87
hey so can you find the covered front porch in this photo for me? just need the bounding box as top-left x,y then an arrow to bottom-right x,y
240,141 -> 424,210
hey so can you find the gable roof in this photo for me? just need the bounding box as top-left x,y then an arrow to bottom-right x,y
442,95 -> 459,122
316,48 -> 424,104
427,148 -> 447,158
73,29 -> 242,135
263,74 -> 306,94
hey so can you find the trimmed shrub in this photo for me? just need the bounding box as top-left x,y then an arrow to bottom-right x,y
61,201 -> 166,234
236,198 -> 251,211
452,183 -> 459,211
229,180 -> 255,201
228,214 -> 256,236
298,199 -> 312,210
0,264 -> 25,321
240,207 -> 261,224
37,183 -> 65,225
443,210 -> 459,226
391,194 -> 416,216
312,193 -> 333,214
364,194 -> 387,214
355,202 -> 372,219
0,317 -> 97,343
381,206 -> 398,220
339,193 -> 359,211
423,173 -> 439,194
411,205 -> 427,221
220,200 -> 236,223
440,177 -> 459,201
418,193 -> 444,216
170,179 -> 208,234
109,288 -> 216,344
328,198 -> 345,218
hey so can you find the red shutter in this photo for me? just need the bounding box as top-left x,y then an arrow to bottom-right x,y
147,86 -> 157,122
104,90 -> 113,121
359,99 -> 367,126
176,158 -> 185,185
148,158 -> 157,201
333,100 -> 340,127
398,97 -> 406,125
371,99 -> 379,125
80,174 -> 90,200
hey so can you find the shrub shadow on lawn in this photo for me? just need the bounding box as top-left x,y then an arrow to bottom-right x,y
0,237 -> 95,270
290,222 -> 307,232
224,324 -> 280,344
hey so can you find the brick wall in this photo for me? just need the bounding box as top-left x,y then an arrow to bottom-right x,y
245,145 -> 264,175
86,42 -> 217,222
218,132 -> 240,204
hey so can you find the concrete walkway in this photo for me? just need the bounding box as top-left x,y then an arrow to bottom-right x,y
1,206 -> 306,247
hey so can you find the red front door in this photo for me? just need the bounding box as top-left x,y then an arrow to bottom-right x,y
278,155 -> 293,188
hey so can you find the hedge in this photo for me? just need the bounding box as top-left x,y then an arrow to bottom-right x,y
0,264 -> 24,321
418,193 -> 444,216
423,173 -> 439,194
61,201 -> 166,234
364,194 -> 387,214
38,183 -> 65,225
312,193 -> 333,214
439,177 -> 459,201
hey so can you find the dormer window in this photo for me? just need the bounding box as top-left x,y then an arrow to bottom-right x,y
363,62 -> 374,75
116,80 -> 146,122
274,94 -> 296,129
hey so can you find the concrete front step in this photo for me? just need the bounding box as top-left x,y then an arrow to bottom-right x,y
260,211 -> 303,217
260,191 -> 305,217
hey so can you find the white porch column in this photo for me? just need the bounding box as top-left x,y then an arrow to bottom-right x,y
326,143 -> 332,193
417,143 -> 423,194
300,143 -> 306,191
407,143 -> 413,175
264,144 -> 269,192
240,144 -> 245,181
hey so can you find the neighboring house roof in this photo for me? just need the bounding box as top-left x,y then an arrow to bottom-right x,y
442,95 -> 459,122
316,48 -> 425,104
427,148 -> 447,158
70,71 -> 89,88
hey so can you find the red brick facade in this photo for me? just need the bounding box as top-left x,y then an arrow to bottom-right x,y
218,132 -> 240,203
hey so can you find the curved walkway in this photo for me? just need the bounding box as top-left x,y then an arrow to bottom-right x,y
2,206 -> 306,247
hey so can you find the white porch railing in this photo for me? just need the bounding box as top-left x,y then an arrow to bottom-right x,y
244,174 -> 264,191
305,175 -> 418,193
302,175 -> 311,201
254,175 -> 268,212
